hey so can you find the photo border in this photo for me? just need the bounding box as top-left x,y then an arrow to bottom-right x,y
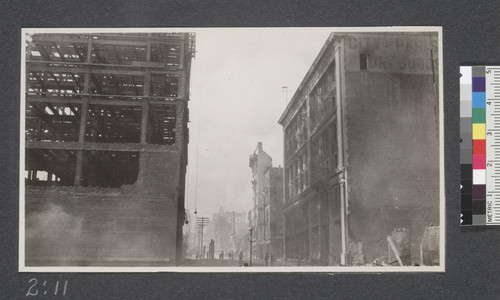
19,26 -> 444,273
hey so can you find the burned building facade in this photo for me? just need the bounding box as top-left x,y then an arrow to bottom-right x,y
23,32 -> 195,266
210,207 -> 232,254
263,166 -> 284,260
249,142 -> 284,260
278,32 -> 440,266
205,208 -> 250,256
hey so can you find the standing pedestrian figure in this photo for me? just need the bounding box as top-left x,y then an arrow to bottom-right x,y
265,252 -> 269,266
239,251 -> 244,266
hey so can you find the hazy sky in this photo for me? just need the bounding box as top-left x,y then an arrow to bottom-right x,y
186,28 -> 333,217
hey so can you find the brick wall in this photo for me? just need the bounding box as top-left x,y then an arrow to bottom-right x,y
25,150 -> 182,266
342,33 -> 440,264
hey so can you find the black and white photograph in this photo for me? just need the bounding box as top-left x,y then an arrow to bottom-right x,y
19,27 -> 444,272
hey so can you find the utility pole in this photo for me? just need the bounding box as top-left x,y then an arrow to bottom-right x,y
196,217 -> 209,259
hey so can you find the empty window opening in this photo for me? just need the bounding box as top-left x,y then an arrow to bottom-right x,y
89,74 -> 144,96
151,43 -> 182,68
310,123 -> 338,180
309,62 -> 336,132
25,149 -> 77,186
284,104 -> 307,158
25,103 -> 81,142
81,151 -> 139,188
85,104 -> 142,143
150,74 -> 179,97
28,39 -> 89,63
26,71 -> 85,95
360,53 -> 368,70
148,105 -> 176,145
91,44 -> 147,64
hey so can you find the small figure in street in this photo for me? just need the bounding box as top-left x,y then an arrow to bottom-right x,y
239,251 -> 244,266
270,253 -> 275,266
265,252 -> 269,266
209,239 -> 215,259
219,250 -> 224,260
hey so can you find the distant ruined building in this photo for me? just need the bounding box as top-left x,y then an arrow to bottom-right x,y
249,142 -> 284,260
24,32 -> 195,266
205,207 -> 250,255
278,32 -> 440,266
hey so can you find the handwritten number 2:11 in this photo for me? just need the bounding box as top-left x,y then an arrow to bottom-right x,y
26,278 -> 67,296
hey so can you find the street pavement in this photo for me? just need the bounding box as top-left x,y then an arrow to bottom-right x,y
182,258 -> 302,267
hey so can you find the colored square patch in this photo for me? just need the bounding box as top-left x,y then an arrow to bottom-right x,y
473,155 -> 485,169
472,92 -> 486,108
472,123 -> 485,139
472,200 -> 486,214
473,139 -> 486,154
472,77 -> 486,92
472,184 -> 486,200
472,108 -> 486,123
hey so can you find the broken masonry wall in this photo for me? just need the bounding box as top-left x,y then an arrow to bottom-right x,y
25,150 -> 182,266
342,33 -> 440,265
137,151 -> 181,197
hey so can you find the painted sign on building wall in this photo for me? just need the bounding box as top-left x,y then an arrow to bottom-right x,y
344,34 -> 438,75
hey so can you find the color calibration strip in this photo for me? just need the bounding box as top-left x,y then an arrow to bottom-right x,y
461,66 -> 500,225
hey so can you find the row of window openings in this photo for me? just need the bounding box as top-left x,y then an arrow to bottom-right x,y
284,96 -> 336,158
284,197 -> 336,235
26,125 -> 176,145
26,105 -> 177,145
25,170 -> 61,182
285,154 -> 338,200
285,102 -> 336,156
27,74 -> 180,97
29,43 -> 183,65
25,151 -> 140,188
310,61 -> 336,129
286,155 -> 309,199
286,122 -> 338,186
254,226 -> 272,240
280,59 -> 336,129
284,104 -> 307,157
256,205 -> 272,225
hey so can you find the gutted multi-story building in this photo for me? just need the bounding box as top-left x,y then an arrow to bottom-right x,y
263,166 -> 284,260
278,32 -> 440,266
249,142 -> 284,260
228,210 -> 251,255
23,32 -> 195,266
204,208 -> 250,256
210,207 -> 232,254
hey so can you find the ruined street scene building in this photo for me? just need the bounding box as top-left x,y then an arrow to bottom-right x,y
263,166 -> 284,260
24,32 -> 195,266
207,208 -> 250,258
249,142 -> 284,260
278,32 -> 439,266
185,208 -> 249,260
